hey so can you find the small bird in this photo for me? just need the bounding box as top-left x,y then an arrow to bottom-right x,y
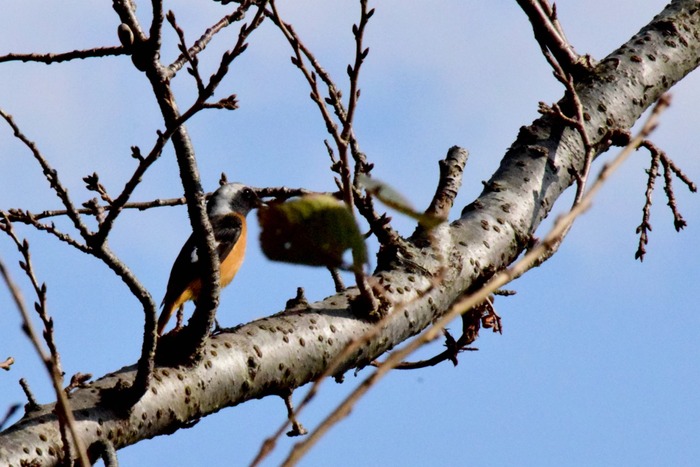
158,183 -> 261,335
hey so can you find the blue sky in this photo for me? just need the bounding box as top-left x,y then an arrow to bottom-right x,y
1,1 -> 699,466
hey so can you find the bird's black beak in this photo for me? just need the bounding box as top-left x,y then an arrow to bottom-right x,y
252,190 -> 265,208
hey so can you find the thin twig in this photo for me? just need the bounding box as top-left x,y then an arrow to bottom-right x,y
167,11 -> 205,94
0,210 -> 90,253
516,0 -> 586,77
0,356 -> 14,371
0,46 -> 128,64
327,267 -> 346,293
167,2 -> 252,76
635,139 -> 696,260
636,145 -> 660,260
281,390 -> 307,437
18,379 -> 39,412
384,296 -> 504,370
530,74 -> 600,267
149,0 -> 166,51
660,155 -> 688,231
6,196 -> 189,223
269,0 -> 380,313
199,3 -> 267,101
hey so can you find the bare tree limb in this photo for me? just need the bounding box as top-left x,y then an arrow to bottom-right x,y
0,46 -> 128,64
1,1 -> 698,465
280,94 -> 672,467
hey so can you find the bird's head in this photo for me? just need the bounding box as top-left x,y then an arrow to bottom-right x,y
207,183 -> 261,218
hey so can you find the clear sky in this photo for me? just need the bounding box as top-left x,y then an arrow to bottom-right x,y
1,1 -> 698,466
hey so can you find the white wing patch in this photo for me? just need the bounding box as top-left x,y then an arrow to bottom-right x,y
189,241 -> 221,264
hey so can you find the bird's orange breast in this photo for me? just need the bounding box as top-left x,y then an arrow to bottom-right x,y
220,212 -> 247,287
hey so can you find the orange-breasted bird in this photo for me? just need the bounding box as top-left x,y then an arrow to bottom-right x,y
158,183 -> 260,335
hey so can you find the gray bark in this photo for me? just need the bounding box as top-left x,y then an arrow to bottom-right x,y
1,0 -> 699,464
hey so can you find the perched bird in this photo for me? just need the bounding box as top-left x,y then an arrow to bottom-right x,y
158,183 -> 260,335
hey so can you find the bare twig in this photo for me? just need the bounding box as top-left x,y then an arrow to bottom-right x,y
381,327 -> 478,371
281,390 -> 307,437
370,296 -> 499,370
0,356 -> 14,371
530,74 -> 601,267
18,379 -> 39,412
5,196 -> 189,223
516,0 -> 588,78
327,267 -> 346,292
660,154 -> 690,231
635,140 -> 697,260
167,2 -> 252,76
636,144 -> 661,260
167,10 -> 205,94
269,0 -> 380,313
342,0 -> 373,143
0,46 -> 128,64
65,372 -> 93,395
2,209 -> 91,254
148,0 -> 165,53
663,153 -> 698,193
198,3 -> 267,101
411,146 -> 469,242
257,186 -> 334,201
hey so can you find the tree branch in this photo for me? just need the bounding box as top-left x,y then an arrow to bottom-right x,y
0,46 -> 128,64
1,1 -> 699,465
413,146 -> 469,239
516,0 -> 589,78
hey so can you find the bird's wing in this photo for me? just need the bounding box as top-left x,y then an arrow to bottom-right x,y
212,214 -> 243,262
161,215 -> 243,307
161,233 -> 199,308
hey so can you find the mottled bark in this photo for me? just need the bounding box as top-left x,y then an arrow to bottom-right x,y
1,1 -> 699,465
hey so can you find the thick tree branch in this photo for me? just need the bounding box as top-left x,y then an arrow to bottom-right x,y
1,1 -> 699,465
280,95 -> 671,466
